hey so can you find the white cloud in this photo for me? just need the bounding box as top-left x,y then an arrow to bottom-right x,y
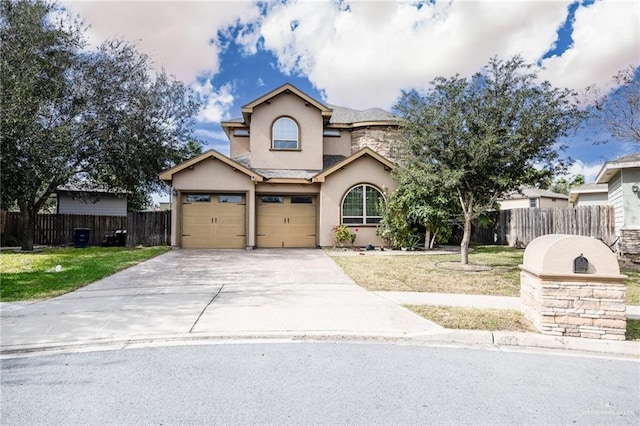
193,80 -> 235,123
62,0 -> 260,83
567,160 -> 604,183
540,0 -> 640,96
241,0 -> 575,109
193,128 -> 228,141
237,0 -> 639,110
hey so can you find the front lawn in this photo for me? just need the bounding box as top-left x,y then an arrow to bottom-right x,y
407,305 -> 535,332
0,246 -> 170,301
330,245 -> 640,303
331,246 -> 522,296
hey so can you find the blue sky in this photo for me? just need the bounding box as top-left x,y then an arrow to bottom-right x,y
64,0 -> 639,184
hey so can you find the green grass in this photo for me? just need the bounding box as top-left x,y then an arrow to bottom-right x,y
622,268 -> 640,305
0,246 -> 170,301
331,245 -> 640,302
626,320 -> 640,341
331,245 -> 523,296
407,305 -> 535,332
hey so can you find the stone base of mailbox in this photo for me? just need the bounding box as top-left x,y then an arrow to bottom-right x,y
521,271 -> 627,340
520,234 -> 628,340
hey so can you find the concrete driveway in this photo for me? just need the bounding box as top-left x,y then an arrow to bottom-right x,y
1,250 -> 441,350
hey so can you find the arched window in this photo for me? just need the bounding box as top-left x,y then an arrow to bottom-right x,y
342,184 -> 384,225
272,117 -> 299,149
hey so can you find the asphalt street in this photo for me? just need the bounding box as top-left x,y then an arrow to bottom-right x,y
2,342 -> 638,425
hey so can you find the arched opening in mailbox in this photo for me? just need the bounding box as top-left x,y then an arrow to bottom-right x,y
573,254 -> 589,274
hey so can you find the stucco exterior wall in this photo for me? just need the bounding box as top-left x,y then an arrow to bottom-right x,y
254,183 -> 320,194
318,155 -> 396,247
170,158 -> 256,247
322,131 -> 352,157
538,197 -> 569,208
574,192 -> 608,207
229,134 -> 250,157
249,92 -> 323,170
498,198 -> 532,210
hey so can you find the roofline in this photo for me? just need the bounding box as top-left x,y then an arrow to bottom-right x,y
596,156 -> 640,184
327,120 -> 399,129
159,149 -> 264,183
241,83 -> 332,122
312,147 -> 394,183
261,178 -> 314,184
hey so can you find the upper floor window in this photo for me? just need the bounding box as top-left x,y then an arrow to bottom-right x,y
272,117 -> 299,150
342,184 -> 384,225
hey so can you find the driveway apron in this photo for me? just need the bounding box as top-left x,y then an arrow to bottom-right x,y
1,250 -> 441,348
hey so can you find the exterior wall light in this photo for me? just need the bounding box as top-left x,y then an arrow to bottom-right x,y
632,183 -> 639,194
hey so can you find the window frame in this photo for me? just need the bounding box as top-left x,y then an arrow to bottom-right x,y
271,116 -> 300,150
341,184 -> 384,225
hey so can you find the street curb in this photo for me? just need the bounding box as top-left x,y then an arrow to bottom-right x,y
2,329 -> 638,359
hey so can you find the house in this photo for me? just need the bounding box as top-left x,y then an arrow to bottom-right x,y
56,184 -> 127,216
498,186 -> 569,210
159,83 -> 398,249
568,183 -> 608,207
595,152 -> 640,256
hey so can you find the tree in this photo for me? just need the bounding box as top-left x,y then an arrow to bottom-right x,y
1,0 -> 200,250
395,56 -> 585,264
591,67 -> 640,144
550,174 -> 585,196
378,167 -> 457,250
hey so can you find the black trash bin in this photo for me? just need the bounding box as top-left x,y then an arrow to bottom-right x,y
74,228 -> 90,248
114,229 -> 127,247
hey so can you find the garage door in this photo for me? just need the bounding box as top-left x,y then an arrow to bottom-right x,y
257,195 -> 317,248
181,193 -> 246,249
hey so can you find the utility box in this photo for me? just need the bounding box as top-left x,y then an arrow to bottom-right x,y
520,234 -> 627,340
73,228 -> 90,248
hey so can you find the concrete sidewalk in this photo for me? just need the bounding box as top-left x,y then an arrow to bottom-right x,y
1,249 -> 638,359
374,291 -> 640,320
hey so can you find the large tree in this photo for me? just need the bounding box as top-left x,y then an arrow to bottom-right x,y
591,67 -> 640,144
395,56 -> 585,264
1,0 -> 200,250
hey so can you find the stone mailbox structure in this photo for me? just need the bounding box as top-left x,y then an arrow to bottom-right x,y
520,234 -> 627,340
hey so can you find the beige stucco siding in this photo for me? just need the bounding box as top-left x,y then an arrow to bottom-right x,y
249,92 -> 323,170
229,134 -> 250,157
498,198 -> 532,210
170,159 -> 256,247
318,155 -> 396,247
538,197 -> 569,208
322,131 -> 352,156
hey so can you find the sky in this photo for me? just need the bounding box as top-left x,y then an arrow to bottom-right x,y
61,0 -> 640,185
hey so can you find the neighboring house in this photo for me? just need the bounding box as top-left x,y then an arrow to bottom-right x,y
56,184 -> 127,217
498,186 -> 569,210
568,183 -> 608,207
160,83 -> 398,249
595,152 -> 640,256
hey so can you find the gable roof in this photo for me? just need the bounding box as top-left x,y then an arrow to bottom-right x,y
239,83 -> 332,124
596,152 -> 640,184
312,147 -> 394,183
328,104 -> 397,126
502,186 -> 569,200
159,149 -> 264,182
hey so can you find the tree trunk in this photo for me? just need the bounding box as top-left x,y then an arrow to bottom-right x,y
460,214 -> 472,264
424,228 -> 431,250
20,207 -> 36,251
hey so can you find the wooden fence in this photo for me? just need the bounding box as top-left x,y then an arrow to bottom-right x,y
1,211 -> 171,247
472,206 -> 616,248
